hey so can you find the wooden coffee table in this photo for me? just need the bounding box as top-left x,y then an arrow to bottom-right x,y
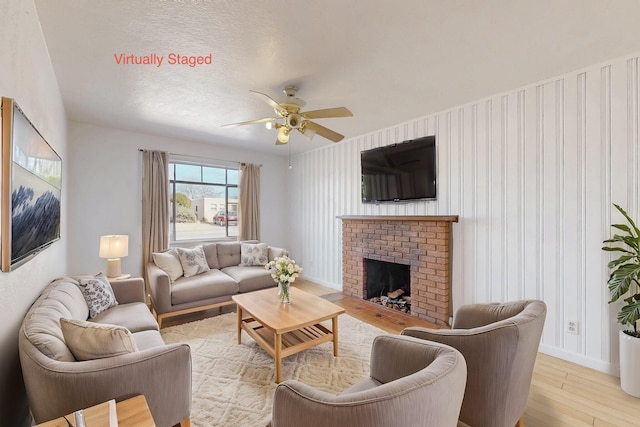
232,287 -> 345,383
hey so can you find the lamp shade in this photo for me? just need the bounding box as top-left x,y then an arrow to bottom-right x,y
99,235 -> 129,259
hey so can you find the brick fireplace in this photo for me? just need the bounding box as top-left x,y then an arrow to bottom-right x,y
338,215 -> 458,326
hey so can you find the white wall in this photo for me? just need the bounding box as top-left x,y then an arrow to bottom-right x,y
67,121 -> 290,276
0,0 -> 68,425
289,52 -> 640,375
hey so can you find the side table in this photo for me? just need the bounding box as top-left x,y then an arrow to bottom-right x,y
35,394 -> 155,427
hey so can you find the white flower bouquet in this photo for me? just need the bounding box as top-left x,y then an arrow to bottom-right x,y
265,255 -> 302,303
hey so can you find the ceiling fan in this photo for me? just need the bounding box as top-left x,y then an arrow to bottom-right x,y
221,86 -> 353,145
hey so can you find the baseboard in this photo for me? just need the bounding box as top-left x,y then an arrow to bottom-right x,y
300,275 -> 341,292
539,344 -> 618,376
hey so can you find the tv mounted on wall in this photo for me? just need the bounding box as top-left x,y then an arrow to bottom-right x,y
1,97 -> 62,271
361,135 -> 436,203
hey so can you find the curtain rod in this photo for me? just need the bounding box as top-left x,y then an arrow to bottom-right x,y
138,148 -> 261,166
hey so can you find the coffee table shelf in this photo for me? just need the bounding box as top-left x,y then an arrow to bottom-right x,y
241,317 -> 334,359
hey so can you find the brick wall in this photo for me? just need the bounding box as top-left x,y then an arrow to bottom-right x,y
340,216 -> 458,326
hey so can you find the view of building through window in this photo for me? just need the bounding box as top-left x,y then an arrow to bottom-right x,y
169,161 -> 239,241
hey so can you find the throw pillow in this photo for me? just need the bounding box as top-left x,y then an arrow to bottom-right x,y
60,318 -> 138,361
76,272 -> 118,319
240,242 -> 269,266
176,246 -> 210,277
152,249 -> 184,282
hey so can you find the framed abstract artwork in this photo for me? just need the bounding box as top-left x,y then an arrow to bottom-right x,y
0,97 -> 61,271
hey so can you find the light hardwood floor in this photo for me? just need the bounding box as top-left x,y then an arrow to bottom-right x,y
163,279 -> 640,427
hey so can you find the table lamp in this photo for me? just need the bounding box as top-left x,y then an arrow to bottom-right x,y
99,235 -> 129,279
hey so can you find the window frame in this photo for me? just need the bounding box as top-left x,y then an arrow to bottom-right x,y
168,159 -> 239,243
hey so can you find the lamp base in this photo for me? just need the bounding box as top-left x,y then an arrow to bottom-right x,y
106,258 -> 121,279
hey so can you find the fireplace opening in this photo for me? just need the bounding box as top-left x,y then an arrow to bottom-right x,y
364,258 -> 411,313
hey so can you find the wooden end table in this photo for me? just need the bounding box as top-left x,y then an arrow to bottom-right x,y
35,395 -> 155,427
232,287 -> 345,383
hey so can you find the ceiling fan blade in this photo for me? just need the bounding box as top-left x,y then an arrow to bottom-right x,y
220,117 -> 278,127
249,90 -> 287,115
304,121 -> 345,143
301,107 -> 353,119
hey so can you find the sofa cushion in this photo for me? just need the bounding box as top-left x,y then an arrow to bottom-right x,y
91,302 -> 159,333
22,278 -> 90,362
202,243 -> 220,269
171,270 -> 239,305
216,242 -> 242,268
240,242 -> 269,266
152,249 -> 183,282
77,273 -> 118,318
60,318 -> 137,361
221,266 -> 276,293
176,246 -> 210,277
132,330 -> 166,351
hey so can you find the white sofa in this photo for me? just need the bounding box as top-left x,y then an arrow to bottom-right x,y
147,240 -> 287,327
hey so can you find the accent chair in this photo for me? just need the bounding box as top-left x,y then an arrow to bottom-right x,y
271,334 -> 467,427
401,299 -> 547,427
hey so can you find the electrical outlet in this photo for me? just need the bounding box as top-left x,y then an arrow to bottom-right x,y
566,320 -> 579,335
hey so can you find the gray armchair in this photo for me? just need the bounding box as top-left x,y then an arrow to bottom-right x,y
271,334 -> 467,427
402,299 -> 547,427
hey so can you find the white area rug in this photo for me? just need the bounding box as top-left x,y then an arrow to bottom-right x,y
160,312 -> 387,427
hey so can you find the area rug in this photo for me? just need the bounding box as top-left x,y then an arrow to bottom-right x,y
160,312 -> 387,427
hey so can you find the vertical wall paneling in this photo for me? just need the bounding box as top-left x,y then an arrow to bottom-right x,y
289,53 -> 640,373
600,65 -> 612,363
629,58 -> 640,221
584,68 -> 604,359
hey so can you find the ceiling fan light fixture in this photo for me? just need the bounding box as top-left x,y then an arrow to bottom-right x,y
300,126 -> 316,140
277,126 -> 290,144
266,121 -> 275,130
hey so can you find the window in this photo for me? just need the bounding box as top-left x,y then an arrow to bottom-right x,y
168,161 -> 239,242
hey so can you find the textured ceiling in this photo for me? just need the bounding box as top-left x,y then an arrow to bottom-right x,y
34,0 -> 640,155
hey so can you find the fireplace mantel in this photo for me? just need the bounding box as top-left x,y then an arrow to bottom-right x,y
337,215 -> 458,222
338,215 -> 457,326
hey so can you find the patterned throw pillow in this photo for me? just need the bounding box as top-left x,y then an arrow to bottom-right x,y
60,318 -> 137,361
176,246 -> 210,277
240,242 -> 269,266
76,272 -> 118,319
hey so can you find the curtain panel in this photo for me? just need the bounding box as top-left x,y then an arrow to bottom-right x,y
239,163 -> 260,241
142,150 -> 169,282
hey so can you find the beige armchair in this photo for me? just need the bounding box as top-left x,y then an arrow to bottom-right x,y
271,334 -> 467,427
401,299 -> 547,427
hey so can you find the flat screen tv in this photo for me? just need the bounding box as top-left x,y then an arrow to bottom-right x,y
361,135 -> 436,203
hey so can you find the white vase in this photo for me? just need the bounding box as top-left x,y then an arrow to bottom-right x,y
619,329 -> 640,397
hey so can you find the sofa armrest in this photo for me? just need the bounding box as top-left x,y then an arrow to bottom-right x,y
110,277 -> 145,304
268,246 -> 288,261
146,262 -> 172,314
21,337 -> 191,427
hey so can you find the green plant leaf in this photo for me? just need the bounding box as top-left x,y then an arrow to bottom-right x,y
617,297 -> 640,328
612,224 -> 633,234
614,203 -> 640,237
608,255 -> 635,269
602,246 -> 634,254
608,263 -> 640,302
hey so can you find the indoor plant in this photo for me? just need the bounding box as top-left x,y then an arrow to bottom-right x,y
265,255 -> 302,304
602,203 -> 640,396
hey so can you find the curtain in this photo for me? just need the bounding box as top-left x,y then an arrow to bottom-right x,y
238,163 -> 260,241
142,150 -> 169,282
